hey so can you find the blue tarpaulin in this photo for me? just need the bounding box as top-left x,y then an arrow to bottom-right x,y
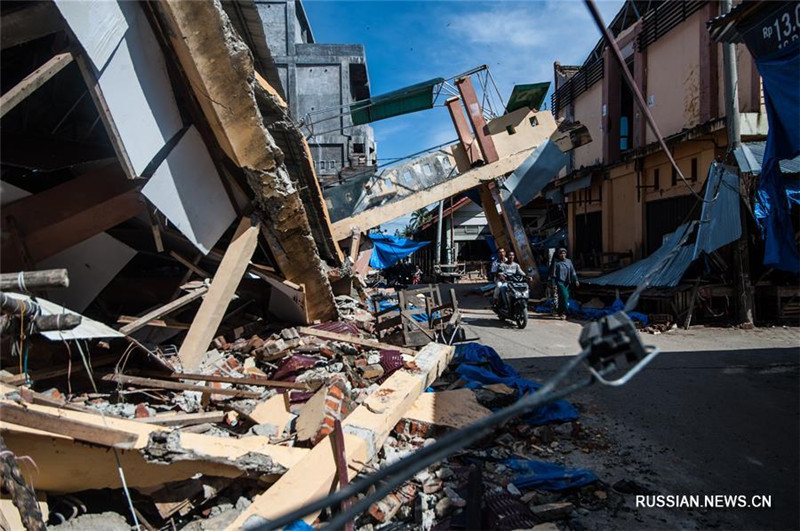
454,343 -> 578,425
368,234 -> 430,269
534,298 -> 649,326
754,40 -> 800,272
501,458 -> 599,491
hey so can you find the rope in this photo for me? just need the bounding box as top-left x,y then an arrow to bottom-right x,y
0,435 -> 46,531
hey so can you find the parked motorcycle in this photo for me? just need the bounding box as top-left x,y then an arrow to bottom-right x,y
492,272 -> 530,329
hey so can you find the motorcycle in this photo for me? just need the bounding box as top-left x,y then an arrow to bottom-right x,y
492,272 -> 530,329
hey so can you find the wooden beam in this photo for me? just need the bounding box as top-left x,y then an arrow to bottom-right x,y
1,2 -> 63,51
119,287 -> 207,335
101,373 -> 262,398
297,326 -> 418,357
332,149 -> 533,240
117,315 -> 190,330
178,217 -> 260,371
0,52 -> 73,118
138,371 -> 310,390
0,401 -> 138,449
230,342 -> 455,528
133,411 -> 225,426
0,164 -> 144,272
169,250 -> 211,278
0,269 -> 69,291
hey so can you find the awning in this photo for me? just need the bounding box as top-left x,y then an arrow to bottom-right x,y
505,82 -> 550,114
563,174 -> 592,194
350,78 -> 444,126
368,234 -> 430,269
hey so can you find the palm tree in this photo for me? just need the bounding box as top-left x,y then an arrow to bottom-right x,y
410,207 -> 431,229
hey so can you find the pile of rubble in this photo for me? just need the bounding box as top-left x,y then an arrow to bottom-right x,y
0,287 -> 652,531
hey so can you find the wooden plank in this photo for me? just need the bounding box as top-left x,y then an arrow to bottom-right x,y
297,326 -> 417,357
133,411 -> 225,426
0,401 -> 139,449
230,342 -> 455,528
119,287 -> 207,335
331,149 -> 533,240
117,315 -> 191,330
169,250 -> 211,278
138,371 -> 310,390
178,217 -> 260,371
0,52 -> 73,118
102,373 -> 261,398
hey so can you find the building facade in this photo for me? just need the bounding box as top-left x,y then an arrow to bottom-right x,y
255,0 -> 377,186
551,0 -> 765,267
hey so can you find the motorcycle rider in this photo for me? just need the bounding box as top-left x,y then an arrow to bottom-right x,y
493,252 -> 525,309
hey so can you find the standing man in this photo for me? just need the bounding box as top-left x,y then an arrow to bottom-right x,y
548,248 -> 579,319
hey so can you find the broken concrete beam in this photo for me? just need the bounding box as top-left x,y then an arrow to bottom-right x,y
152,0 -> 337,323
403,389 -> 492,430
230,342 -> 455,527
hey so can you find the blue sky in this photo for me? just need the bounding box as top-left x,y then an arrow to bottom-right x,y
303,0 -> 624,231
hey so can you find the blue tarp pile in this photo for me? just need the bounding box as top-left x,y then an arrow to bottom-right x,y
368,234 -> 430,269
534,297 -> 649,326
502,458 -> 599,491
453,343 -> 578,425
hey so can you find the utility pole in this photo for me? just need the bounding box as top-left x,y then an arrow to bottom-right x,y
434,200 -> 444,266
721,0 -> 755,327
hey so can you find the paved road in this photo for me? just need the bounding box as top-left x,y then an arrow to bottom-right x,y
449,283 -> 800,529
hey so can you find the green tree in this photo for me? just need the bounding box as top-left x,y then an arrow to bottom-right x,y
410,207 -> 431,229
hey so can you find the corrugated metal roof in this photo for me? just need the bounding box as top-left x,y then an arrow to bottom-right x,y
735,142 -> 800,175
694,164 -> 742,259
585,163 -> 742,288
502,140 -> 569,206
584,223 -> 698,288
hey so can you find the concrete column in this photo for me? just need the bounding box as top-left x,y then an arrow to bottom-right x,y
455,76 -> 499,164
478,182 -> 510,252
445,97 -> 483,166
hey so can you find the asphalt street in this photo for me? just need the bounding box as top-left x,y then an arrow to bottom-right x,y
448,284 -> 800,529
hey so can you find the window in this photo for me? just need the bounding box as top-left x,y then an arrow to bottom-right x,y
464,226 -> 478,234
329,160 -> 336,170
441,157 -> 452,169
403,171 -> 413,184
319,160 -> 326,170
422,164 -> 433,176
506,125 -> 517,135
672,167 -> 677,187
353,143 -> 365,154
653,168 -> 660,190
384,179 -> 394,190
691,158 -> 698,182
